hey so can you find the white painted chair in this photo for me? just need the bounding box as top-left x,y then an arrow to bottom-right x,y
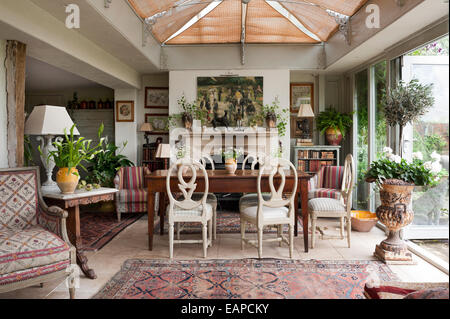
308,154 -> 355,248
239,153 -> 270,212
240,157 -> 298,259
166,159 -> 213,259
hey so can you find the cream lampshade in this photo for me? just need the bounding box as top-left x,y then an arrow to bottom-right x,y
156,144 -> 171,170
25,105 -> 79,187
139,123 -> 153,145
297,104 -> 315,118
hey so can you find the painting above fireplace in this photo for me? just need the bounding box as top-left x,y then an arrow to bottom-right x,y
197,76 -> 264,127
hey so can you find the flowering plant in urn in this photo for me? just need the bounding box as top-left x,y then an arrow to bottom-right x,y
365,147 -> 446,263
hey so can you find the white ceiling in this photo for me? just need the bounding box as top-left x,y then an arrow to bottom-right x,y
25,56 -> 109,92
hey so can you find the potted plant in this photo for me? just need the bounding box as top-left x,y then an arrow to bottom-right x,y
260,98 -> 289,137
41,124 -> 105,194
365,147 -> 446,263
383,79 -> 434,157
222,148 -> 243,175
169,94 -> 207,130
316,107 -> 353,145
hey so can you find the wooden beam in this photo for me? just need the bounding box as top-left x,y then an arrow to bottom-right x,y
5,40 -> 26,168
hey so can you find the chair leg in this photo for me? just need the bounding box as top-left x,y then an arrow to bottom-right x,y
202,223 -> 208,258
213,204 -> 217,240
117,210 -> 121,223
347,217 -> 351,248
278,225 -> 282,247
208,219 -> 212,247
289,224 -> 294,259
240,220 -> 246,250
69,287 -> 75,299
169,223 -> 174,259
340,216 -> 345,239
257,228 -> 263,259
311,214 -> 316,249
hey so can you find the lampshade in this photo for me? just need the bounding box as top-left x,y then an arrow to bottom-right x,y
25,105 -> 79,135
297,104 -> 315,118
156,144 -> 171,158
139,122 -> 153,132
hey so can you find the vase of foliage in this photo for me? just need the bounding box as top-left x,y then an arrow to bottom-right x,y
42,124 -> 105,194
383,79 -> 434,157
223,148 -> 242,174
259,98 -> 289,136
316,108 -> 353,146
365,147 -> 446,263
168,94 -> 207,130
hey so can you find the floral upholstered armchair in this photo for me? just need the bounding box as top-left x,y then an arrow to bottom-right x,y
0,167 -> 77,298
308,166 -> 345,201
114,166 -> 151,222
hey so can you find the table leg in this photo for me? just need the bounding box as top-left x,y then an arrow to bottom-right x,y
148,191 -> 155,251
66,205 -> 97,279
300,179 -> 309,253
294,191 -> 299,237
159,192 -> 166,235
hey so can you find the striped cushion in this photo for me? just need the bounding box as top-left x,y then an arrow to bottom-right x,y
242,206 -> 289,220
308,198 -> 345,212
321,166 -> 344,190
308,188 -> 342,200
120,167 -> 146,190
118,189 -> 147,203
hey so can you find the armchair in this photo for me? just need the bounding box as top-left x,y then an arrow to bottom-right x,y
308,165 -> 345,200
114,166 -> 151,222
0,167 -> 76,298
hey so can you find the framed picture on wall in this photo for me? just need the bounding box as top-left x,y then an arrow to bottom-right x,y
116,101 -> 134,122
145,87 -> 169,109
290,83 -> 314,113
145,113 -> 169,133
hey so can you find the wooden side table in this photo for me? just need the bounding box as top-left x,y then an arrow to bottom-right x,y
42,187 -> 118,280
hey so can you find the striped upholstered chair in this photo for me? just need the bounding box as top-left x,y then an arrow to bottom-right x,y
308,165 -> 345,201
114,166 -> 150,222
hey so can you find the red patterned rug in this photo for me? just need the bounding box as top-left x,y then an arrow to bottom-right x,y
80,212 -> 144,252
93,259 -> 398,299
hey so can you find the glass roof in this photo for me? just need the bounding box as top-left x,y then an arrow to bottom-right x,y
128,0 -> 368,45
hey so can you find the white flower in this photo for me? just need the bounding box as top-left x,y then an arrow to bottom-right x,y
424,161 -> 433,170
431,161 -> 442,174
383,147 -> 393,155
431,151 -> 441,162
412,152 -> 423,160
392,154 -> 402,163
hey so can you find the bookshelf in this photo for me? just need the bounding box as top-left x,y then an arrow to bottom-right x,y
142,144 -> 163,172
293,146 -> 341,174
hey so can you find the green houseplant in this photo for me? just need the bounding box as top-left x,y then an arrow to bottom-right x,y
168,94 -> 208,129
259,98 -> 289,137
316,107 -> 353,145
41,124 -> 105,194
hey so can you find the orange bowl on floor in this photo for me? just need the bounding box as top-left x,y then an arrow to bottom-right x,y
351,211 -> 378,232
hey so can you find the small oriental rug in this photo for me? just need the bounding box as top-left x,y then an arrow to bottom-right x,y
80,212 -> 144,252
93,259 -> 397,299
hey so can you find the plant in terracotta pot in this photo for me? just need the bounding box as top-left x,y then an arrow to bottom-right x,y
365,147 -> 446,263
260,98 -> 289,137
41,124 -> 105,194
316,108 -> 353,146
222,148 -> 243,175
168,94 -> 207,130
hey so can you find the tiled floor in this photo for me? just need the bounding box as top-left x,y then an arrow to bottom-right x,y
1,215 -> 448,299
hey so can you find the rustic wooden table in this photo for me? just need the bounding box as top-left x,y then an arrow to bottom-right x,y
146,170 -> 312,252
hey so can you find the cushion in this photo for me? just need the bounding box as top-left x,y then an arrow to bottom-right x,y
242,205 -> 289,220
321,166 -> 344,189
308,188 -> 342,200
0,170 -> 39,231
121,167 -> 146,189
0,225 -> 70,275
118,189 -> 147,203
404,288 -> 449,299
308,198 -> 345,212
167,203 -> 213,218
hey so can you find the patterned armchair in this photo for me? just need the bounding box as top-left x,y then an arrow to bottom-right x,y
114,166 -> 150,222
0,167 -> 76,298
308,166 -> 345,200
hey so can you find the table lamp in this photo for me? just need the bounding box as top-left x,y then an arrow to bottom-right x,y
139,122 -> 153,146
25,105 -> 79,187
156,143 -> 171,169
297,102 -> 315,140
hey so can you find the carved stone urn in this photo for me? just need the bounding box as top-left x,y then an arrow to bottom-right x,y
374,179 -> 415,264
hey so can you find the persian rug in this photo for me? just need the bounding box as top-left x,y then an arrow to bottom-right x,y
93,259 -> 398,299
80,212 -> 144,251
154,211 -> 311,235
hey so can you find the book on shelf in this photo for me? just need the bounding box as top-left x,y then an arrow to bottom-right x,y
296,139 -> 314,146
321,151 -> 335,159
297,160 -> 308,172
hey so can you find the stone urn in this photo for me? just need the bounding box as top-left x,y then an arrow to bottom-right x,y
374,179 -> 415,264
56,167 -> 80,194
325,128 -> 343,145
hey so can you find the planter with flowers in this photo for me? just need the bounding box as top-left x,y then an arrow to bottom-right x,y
365,147 -> 446,263
222,148 -> 243,175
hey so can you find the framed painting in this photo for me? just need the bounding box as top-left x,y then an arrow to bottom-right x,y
197,76 -> 264,127
145,113 -> 169,133
116,101 -> 134,122
290,83 -> 314,113
145,87 -> 169,109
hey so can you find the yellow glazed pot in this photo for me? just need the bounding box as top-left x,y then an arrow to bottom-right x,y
225,158 -> 237,174
56,167 -> 80,194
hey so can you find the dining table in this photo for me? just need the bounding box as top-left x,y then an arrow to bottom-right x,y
146,169 -> 312,252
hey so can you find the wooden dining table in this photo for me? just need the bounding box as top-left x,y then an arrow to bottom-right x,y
146,169 -> 312,252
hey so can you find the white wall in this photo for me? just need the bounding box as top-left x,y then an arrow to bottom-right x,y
169,69 -> 290,160
115,89 -> 138,165
0,39 -> 7,168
